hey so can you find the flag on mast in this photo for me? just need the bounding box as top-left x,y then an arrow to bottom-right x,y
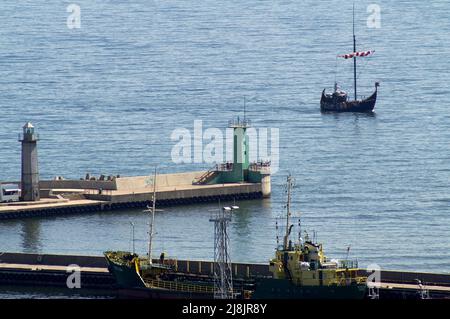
338,50 -> 375,59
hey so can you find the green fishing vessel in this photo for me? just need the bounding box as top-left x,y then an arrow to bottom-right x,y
252,175 -> 367,299
104,250 -> 219,299
104,168 -> 220,299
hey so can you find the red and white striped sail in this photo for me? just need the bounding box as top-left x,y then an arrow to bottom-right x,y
338,50 -> 374,59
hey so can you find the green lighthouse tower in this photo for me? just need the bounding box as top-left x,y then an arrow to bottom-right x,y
229,117 -> 250,182
193,117 -> 271,197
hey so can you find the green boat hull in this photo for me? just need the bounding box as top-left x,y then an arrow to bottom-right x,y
105,256 -> 146,288
252,278 -> 367,299
105,253 -> 216,299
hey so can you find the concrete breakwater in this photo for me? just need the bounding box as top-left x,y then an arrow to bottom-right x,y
0,171 -> 265,220
1,120 -> 271,220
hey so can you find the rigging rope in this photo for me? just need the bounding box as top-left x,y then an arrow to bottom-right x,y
334,54 -> 374,93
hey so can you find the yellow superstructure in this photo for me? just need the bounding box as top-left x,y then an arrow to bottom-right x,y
269,175 -> 366,288
270,239 -> 366,287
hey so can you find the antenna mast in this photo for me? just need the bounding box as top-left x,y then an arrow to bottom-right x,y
148,167 -> 157,264
243,96 -> 246,122
130,221 -> 135,254
283,175 -> 294,250
210,205 -> 238,299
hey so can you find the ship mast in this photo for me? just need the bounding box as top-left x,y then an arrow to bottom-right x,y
353,3 -> 357,101
283,175 -> 293,250
148,167 -> 157,264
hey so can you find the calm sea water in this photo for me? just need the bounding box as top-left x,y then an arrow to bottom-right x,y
0,0 -> 449,297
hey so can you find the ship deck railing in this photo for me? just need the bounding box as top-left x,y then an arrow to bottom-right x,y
215,162 -> 234,172
338,259 -> 359,269
146,278 -> 215,294
228,118 -> 251,128
338,276 -> 367,286
249,161 -> 271,174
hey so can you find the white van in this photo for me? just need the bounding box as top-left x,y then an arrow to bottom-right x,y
0,184 -> 21,203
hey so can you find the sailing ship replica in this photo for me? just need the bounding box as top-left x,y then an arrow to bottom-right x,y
252,175 -> 368,299
321,6 -> 379,113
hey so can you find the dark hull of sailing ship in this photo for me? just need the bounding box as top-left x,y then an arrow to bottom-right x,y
321,5 -> 378,113
320,82 -> 378,113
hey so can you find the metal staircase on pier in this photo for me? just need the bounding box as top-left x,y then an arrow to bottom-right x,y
193,169 -> 217,185
193,163 -> 234,185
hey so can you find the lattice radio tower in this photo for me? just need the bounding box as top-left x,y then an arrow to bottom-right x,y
210,205 -> 238,299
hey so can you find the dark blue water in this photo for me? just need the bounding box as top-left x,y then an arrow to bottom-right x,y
0,0 -> 449,297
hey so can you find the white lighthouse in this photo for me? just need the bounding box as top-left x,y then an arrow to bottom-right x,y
20,122 -> 40,201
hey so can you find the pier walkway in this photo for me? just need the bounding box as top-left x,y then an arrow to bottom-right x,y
0,172 -> 265,220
